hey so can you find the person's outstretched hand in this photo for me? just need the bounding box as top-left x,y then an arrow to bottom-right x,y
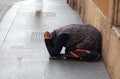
44,31 -> 52,39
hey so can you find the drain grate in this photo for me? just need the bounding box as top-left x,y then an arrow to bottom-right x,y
35,10 -> 42,17
31,32 -> 44,42
35,11 -> 56,17
44,12 -> 56,17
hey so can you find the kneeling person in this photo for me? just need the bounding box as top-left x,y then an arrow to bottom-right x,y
44,24 -> 102,61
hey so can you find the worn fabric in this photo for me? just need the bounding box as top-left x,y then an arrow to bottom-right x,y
45,34 -> 69,57
54,23 -> 102,53
45,33 -> 101,61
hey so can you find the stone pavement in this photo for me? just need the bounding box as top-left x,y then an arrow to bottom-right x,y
0,0 -> 109,79
0,0 -> 24,22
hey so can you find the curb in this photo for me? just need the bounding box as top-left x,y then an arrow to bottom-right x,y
0,3 -> 14,22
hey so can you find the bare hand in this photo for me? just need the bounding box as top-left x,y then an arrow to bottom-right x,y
44,31 -> 52,39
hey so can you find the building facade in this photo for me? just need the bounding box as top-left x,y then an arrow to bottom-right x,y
67,0 -> 120,79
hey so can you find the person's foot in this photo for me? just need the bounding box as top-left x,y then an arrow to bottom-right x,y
44,31 -> 52,39
49,56 -> 59,59
49,54 -> 66,59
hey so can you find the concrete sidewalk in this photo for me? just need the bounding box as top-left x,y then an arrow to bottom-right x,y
0,0 -> 109,79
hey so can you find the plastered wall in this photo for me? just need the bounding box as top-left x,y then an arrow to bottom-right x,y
67,0 -> 120,79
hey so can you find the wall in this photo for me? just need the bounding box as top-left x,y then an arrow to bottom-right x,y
67,0 -> 120,79
92,0 -> 109,16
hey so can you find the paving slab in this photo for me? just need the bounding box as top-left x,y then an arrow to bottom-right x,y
0,0 -> 24,22
0,0 -> 110,79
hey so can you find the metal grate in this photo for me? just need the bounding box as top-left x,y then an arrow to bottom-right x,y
44,12 -> 56,17
31,32 -> 44,42
35,11 -> 56,17
35,10 -> 42,17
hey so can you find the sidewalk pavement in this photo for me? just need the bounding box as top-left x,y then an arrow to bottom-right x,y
0,0 -> 109,79
0,0 -> 24,22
